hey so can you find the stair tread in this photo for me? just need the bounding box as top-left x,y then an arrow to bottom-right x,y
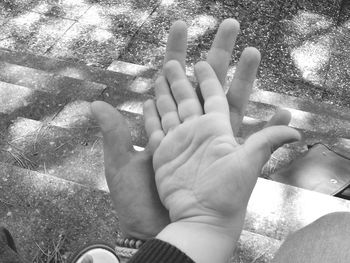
0,162 -> 119,260
0,48 -> 154,89
233,230 -> 281,263
250,88 -> 350,122
0,48 -> 348,124
2,111 -> 349,196
100,89 -> 350,139
0,60 -> 106,93
0,161 -> 281,262
246,177 -> 350,240
1,160 -> 349,260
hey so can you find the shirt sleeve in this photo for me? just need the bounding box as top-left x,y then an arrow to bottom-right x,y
128,238 -> 195,263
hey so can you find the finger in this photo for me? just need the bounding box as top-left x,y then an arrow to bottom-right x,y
194,61 -> 229,115
164,20 -> 187,70
143,99 -> 165,154
244,125 -> 301,170
207,18 -> 240,85
227,47 -> 261,135
155,76 -> 181,133
91,101 -> 134,184
164,60 -> 203,121
264,108 -> 292,128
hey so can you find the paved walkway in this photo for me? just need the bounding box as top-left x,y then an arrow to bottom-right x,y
0,0 -> 349,107
0,0 -> 350,262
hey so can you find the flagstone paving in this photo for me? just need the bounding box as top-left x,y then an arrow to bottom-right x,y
1,0 -> 350,262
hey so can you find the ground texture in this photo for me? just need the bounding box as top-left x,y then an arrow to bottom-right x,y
0,0 -> 350,262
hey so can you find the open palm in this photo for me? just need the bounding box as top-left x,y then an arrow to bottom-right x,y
149,60 -> 300,228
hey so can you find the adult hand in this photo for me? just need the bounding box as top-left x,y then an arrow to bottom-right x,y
91,18 -> 291,240
150,60 -> 300,263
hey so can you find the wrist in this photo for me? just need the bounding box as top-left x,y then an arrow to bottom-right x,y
156,218 -> 244,263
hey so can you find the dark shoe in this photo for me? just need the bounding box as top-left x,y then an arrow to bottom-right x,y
0,227 -> 25,263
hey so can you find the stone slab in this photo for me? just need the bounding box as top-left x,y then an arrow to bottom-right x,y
47,22 -> 129,68
259,0 -> 346,107
0,161 -> 283,262
0,115 -> 106,191
250,87 -> 350,121
232,230 -> 281,263
245,177 -> 350,241
119,0 -> 280,68
0,81 -> 64,128
31,0 -> 91,20
0,0 -> 38,19
246,101 -> 350,138
0,48 -> 140,88
0,109 -> 146,190
78,0 -> 159,32
3,109 -> 348,192
0,162 -> 119,260
338,0 -> 350,27
0,61 -> 105,96
0,11 -> 76,54
324,27 -> 350,107
100,87 -> 350,138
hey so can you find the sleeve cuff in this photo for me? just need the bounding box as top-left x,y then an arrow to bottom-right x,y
128,238 -> 195,263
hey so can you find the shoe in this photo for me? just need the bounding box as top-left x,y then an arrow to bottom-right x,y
69,242 -> 120,263
0,226 -> 25,263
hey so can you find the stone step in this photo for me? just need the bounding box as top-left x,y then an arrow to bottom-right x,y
0,161 -> 281,262
232,230 -> 281,263
0,61 -> 106,96
1,160 -> 349,261
100,89 -> 350,139
246,101 -> 350,138
246,177 -> 350,241
1,50 -> 349,143
2,107 -> 349,193
250,88 -> 350,122
0,162 -> 119,260
0,81 -> 97,129
0,61 -> 107,129
0,48 -> 156,94
0,48 -> 349,124
0,106 -> 146,191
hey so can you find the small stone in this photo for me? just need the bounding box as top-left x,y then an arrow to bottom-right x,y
6,212 -> 12,217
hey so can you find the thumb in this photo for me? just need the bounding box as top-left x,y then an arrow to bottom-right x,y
244,125 -> 301,170
91,101 -> 134,180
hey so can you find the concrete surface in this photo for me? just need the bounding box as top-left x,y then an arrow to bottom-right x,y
1,0 -> 350,262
